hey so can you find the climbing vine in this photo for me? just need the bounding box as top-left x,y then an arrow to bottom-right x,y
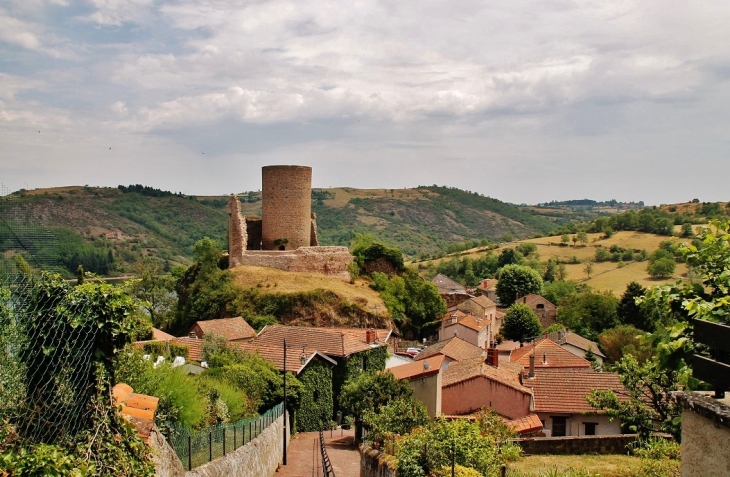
295,361 -> 334,432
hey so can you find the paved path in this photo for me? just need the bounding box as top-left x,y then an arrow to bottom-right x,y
275,428 -> 360,477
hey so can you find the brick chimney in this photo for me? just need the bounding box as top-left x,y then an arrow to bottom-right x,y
365,328 -> 376,344
528,354 -> 535,378
486,347 -> 499,368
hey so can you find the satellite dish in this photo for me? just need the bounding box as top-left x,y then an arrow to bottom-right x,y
423,361 -> 431,370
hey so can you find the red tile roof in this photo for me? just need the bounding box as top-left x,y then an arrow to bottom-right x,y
510,339 -> 591,369
169,336 -> 204,362
415,337 -> 485,362
441,310 -> 469,323
152,328 -> 175,341
526,368 -> 627,414
389,355 -> 445,381
230,341 -> 336,374
506,414 -> 543,435
516,294 -> 556,309
477,279 -> 498,291
468,295 -> 497,309
254,325 -> 389,357
189,317 -> 256,341
441,357 -> 531,395
542,331 -> 606,358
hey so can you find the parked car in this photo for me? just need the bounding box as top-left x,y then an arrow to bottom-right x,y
404,347 -> 423,357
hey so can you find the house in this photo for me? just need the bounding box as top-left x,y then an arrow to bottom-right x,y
476,278 -> 499,303
188,317 -> 256,342
524,368 -> 627,436
455,295 -> 499,342
431,273 -> 472,308
439,311 -> 490,349
541,330 -> 606,365
385,353 -> 413,369
441,353 -> 532,420
151,328 -> 175,341
509,339 -> 592,370
515,294 -> 557,329
415,336 -> 485,364
389,355 -> 446,418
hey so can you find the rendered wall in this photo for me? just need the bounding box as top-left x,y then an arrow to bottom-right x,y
441,376 -> 530,420
538,414 -> 621,437
676,392 -> 730,477
261,165 -> 312,251
408,372 -> 442,419
185,413 -> 289,477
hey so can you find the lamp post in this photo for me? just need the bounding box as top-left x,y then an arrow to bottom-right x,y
283,338 -> 287,466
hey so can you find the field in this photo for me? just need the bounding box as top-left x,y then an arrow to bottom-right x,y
506,454 -> 671,477
419,230 -> 693,296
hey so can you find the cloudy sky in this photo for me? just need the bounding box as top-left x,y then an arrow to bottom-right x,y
1,0 -> 729,205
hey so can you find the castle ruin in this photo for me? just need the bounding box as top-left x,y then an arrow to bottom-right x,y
227,165 -> 352,279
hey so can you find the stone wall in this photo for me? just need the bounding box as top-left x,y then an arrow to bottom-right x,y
185,413 -> 289,477
675,391 -> 730,477
150,426 -> 185,477
261,165 -> 312,251
238,246 -> 353,280
514,434 -> 642,455
227,196 -> 247,268
359,444 -> 397,477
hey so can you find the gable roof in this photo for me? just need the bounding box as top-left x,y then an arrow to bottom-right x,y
230,341 -> 337,374
152,328 -> 175,341
467,295 -> 497,309
254,324 -> 388,358
441,309 -> 469,323
517,294 -> 556,308
527,368 -> 627,414
543,331 -> 606,358
169,336 -> 204,362
389,355 -> 445,381
431,273 -> 467,294
416,337 -> 485,362
477,279 -> 498,291
442,357 -> 532,394
189,317 -> 256,341
506,414 -> 543,435
509,339 -> 591,369
442,314 -> 489,333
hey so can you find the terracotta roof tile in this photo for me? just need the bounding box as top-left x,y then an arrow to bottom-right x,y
389,355 -> 445,381
477,279 -> 498,291
415,337 -> 485,362
510,339 -> 591,369
469,295 -> 497,309
441,357 -> 532,394
441,310 -> 469,323
516,294 -> 556,308
112,383 -> 159,441
506,414 -> 543,435
254,325 -> 389,357
229,341 -> 336,374
152,328 -> 175,341
189,317 -> 256,341
169,336 -> 204,362
542,331 -> 606,358
526,368 -> 627,414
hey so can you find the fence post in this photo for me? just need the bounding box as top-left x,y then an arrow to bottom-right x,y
223,428 -> 226,456
187,435 -> 192,471
234,424 -> 237,449
209,431 -> 212,463
501,464 -> 507,477
249,421 -> 252,443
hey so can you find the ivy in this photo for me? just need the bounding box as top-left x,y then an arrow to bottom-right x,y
295,361 -> 334,432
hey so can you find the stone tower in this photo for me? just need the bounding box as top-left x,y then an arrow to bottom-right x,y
261,165 -> 312,251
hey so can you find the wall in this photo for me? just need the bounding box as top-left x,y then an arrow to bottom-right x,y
675,391 -> 730,477
441,376 -> 530,420
261,165 -> 312,250
360,444 -> 398,477
237,246 -> 353,279
408,371 -> 442,419
440,323 -> 479,347
185,412 -> 289,477
515,434 -> 641,455
538,414 -> 621,437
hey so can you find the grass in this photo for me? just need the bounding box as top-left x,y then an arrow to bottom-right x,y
507,454 -> 643,477
231,265 -> 386,314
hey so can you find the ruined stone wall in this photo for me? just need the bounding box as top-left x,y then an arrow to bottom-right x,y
359,444 -> 398,477
245,217 -> 262,250
238,246 -> 353,280
227,196 -> 247,268
261,165 -> 312,251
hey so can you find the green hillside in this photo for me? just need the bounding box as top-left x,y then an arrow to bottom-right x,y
1,184 -> 633,276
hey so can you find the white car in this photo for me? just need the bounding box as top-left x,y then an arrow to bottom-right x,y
405,347 -> 422,357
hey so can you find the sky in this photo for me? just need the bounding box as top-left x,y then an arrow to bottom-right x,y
1,0 -> 729,205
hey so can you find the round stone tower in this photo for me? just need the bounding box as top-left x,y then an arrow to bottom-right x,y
261,165 -> 312,251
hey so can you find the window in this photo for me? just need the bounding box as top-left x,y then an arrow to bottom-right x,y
551,416 -> 567,437
537,304 -> 545,310
584,422 -> 597,436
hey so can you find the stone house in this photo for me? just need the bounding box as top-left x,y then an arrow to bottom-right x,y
515,294 -> 558,329
455,295 -> 500,342
476,278 -> 499,303
431,273 -> 472,308
415,336 -> 485,365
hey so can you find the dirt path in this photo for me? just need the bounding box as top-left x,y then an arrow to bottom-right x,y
275,428 -> 360,477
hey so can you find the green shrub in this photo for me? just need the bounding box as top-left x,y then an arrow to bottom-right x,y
142,341 -> 189,359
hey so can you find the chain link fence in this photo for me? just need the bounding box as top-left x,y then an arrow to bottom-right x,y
169,402 -> 284,470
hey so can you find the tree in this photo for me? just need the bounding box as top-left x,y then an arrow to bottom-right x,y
495,265 -> 543,307
598,325 -> 653,363
561,234 -> 570,245
584,261 -> 594,279
340,371 -> 412,441
126,258 -> 177,330
681,222 -> 694,238
502,303 -> 542,342
497,248 -> 521,268
542,260 -> 557,282
363,398 -> 429,445
557,290 -> 619,340
647,258 -> 676,278
577,231 -> 589,246
541,280 -> 579,306
617,282 -> 653,331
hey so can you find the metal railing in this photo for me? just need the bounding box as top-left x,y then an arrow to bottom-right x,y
318,428 -> 336,477
168,402 -> 284,470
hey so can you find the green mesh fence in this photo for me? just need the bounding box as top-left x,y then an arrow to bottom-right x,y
0,185 -> 99,444
169,402 -> 284,470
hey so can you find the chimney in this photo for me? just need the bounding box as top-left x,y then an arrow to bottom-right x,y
542,352 -> 547,365
365,329 -> 375,344
486,347 -> 499,368
528,354 -> 535,378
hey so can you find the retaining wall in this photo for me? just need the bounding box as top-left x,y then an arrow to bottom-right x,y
184,412 -> 289,477
238,246 -> 353,280
514,434 -> 641,455
359,444 -> 398,477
